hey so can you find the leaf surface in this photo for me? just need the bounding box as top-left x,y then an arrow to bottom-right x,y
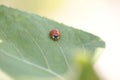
0,5 -> 105,80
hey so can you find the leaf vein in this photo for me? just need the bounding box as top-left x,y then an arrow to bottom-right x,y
1,31 -> 25,59
24,29 -> 50,69
0,49 -> 66,80
57,43 -> 74,74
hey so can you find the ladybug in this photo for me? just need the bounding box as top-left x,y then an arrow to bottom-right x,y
49,29 -> 61,41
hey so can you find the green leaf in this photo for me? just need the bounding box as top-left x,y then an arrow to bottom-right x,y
0,5 -> 105,80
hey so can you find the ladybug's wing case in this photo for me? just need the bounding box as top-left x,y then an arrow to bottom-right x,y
49,29 -> 60,41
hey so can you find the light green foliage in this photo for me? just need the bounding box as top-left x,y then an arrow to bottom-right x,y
0,5 -> 105,80
73,50 -> 101,80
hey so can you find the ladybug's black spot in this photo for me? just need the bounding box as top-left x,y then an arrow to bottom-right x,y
52,35 -> 60,41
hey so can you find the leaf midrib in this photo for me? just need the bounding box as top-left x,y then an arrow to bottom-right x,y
0,49 -> 66,80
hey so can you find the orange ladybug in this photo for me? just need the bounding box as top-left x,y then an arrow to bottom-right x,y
49,29 -> 61,41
